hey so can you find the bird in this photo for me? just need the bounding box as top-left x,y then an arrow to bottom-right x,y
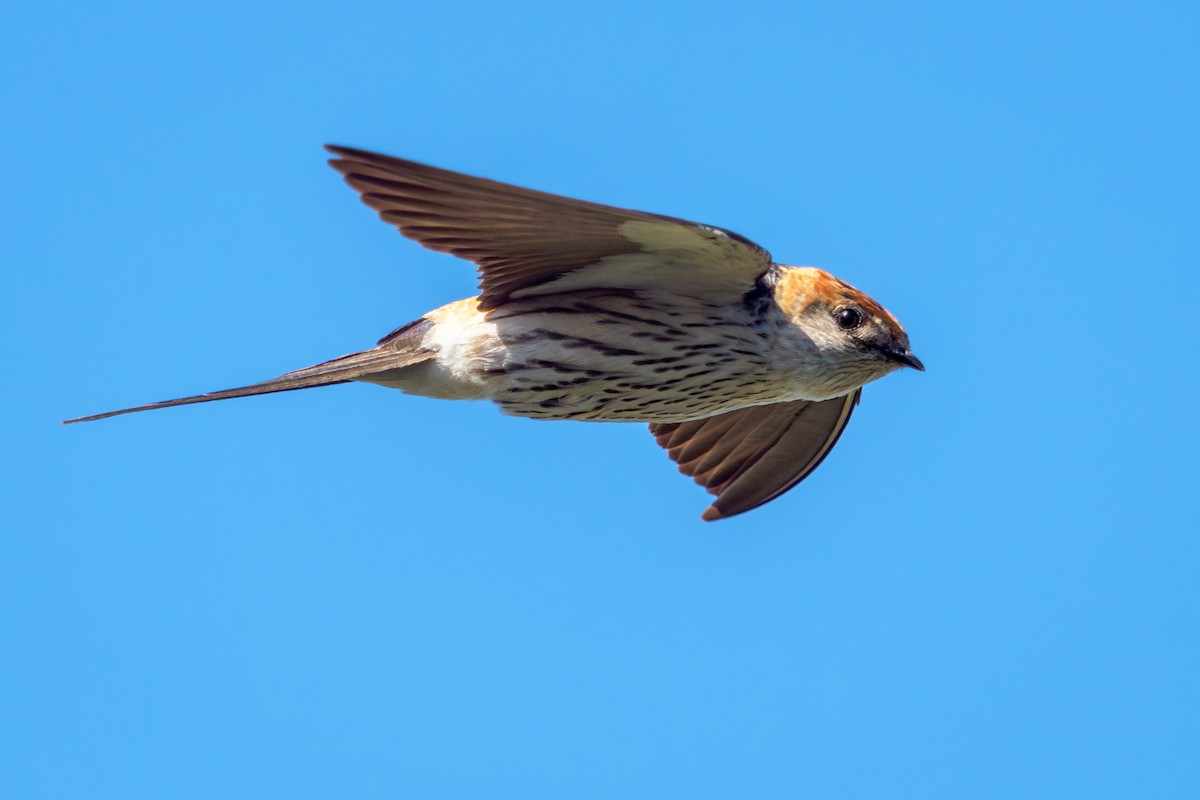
64,145 -> 923,520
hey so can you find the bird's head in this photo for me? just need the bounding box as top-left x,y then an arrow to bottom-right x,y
770,266 -> 923,399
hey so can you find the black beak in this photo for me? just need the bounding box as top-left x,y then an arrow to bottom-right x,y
884,348 -> 925,371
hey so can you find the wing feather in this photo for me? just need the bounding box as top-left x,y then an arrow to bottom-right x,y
650,392 -> 861,521
326,145 -> 772,308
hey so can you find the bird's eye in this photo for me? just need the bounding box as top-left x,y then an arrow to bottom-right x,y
835,308 -> 862,331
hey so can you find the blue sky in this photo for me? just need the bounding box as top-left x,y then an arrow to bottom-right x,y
4,1 -> 1198,797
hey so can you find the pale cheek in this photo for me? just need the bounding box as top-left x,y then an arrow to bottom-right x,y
864,359 -> 901,384
821,357 -> 900,398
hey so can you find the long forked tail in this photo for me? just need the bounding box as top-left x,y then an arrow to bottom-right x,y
62,345 -> 433,425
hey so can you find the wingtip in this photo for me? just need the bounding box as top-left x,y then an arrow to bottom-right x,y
324,144 -> 349,169
324,144 -> 382,163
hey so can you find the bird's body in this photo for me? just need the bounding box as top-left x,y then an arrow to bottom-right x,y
364,269 -> 898,422
66,145 -> 922,520
365,292 -> 781,421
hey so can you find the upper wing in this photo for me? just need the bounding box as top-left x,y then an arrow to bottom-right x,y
326,145 -> 773,309
649,391 -> 861,521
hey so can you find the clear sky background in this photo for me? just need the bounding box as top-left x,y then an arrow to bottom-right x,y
4,1 -> 1198,797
